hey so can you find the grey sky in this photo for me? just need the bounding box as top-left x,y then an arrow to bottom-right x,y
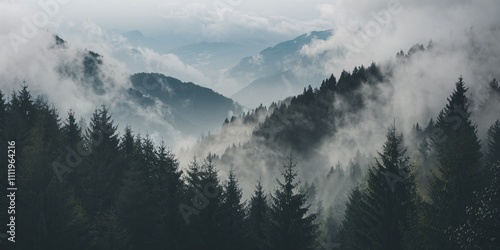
0,0 -> 499,150
3,0 -> 498,53
2,0 -> 333,48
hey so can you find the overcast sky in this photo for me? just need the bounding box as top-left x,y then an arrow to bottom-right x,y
1,0 -> 499,150
2,0 -> 499,91
2,0 -> 335,48
3,0 -> 498,52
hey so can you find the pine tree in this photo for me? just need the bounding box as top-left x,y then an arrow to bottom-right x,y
427,77 -> 484,249
62,110 -> 83,148
92,210 -> 131,250
4,86 -> 34,158
450,161 -> 500,249
443,121 -> 499,248
116,136 -> 154,250
10,85 -> 36,127
316,204 -> 340,250
59,110 -> 85,186
219,169 -> 248,250
349,150 -> 364,184
247,179 -> 270,250
152,140 -> 185,248
80,106 -> 121,215
268,154 -> 319,250
339,188 -> 373,249
485,120 -> 500,166
183,154 -> 223,250
119,126 -> 135,163
340,125 -> 417,250
15,101 -> 91,250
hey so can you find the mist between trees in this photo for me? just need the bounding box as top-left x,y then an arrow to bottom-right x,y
0,43 -> 499,250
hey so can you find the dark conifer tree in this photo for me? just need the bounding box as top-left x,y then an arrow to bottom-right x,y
340,125 -> 417,250
13,96 -> 91,250
60,110 -> 84,186
247,179 -> 270,250
339,188 -> 373,249
183,154 -> 223,250
62,109 -> 83,149
219,169 -> 248,250
450,161 -> 500,249
80,105 -> 121,215
485,120 -> 500,166
116,134 -> 154,250
349,150 -> 365,185
118,126 -> 135,163
427,77 -> 484,249
152,141 -> 185,248
92,210 -> 131,250
10,85 -> 36,128
268,154 -> 319,250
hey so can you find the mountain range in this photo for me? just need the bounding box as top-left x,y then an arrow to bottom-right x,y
55,35 -> 243,138
229,30 -> 334,107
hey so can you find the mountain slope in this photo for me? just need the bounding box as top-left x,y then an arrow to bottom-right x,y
55,35 -> 242,138
129,73 -> 243,135
168,42 -> 249,74
229,30 -> 334,107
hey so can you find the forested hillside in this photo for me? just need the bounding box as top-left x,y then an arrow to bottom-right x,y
2,0 -> 499,248
1,51 -> 498,249
179,45 -> 500,249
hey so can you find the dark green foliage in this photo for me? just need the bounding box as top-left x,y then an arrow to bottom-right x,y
116,135 -> 155,249
426,77 -> 484,249
9,85 -> 37,128
80,106 -> 121,215
349,150 -> 365,185
268,155 -> 319,250
485,120 -> 500,166
450,162 -> 500,249
0,88 -> 92,250
116,131 -> 187,250
253,63 -> 384,154
339,188 -> 373,249
247,179 -> 271,250
316,203 -> 340,250
2,61 -> 499,250
91,210 -> 131,250
219,169 -> 249,250
62,110 -> 83,151
340,126 -> 418,250
152,141 -> 185,248
182,155 -> 225,250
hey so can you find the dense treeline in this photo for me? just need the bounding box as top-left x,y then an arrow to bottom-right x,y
340,77 -> 500,250
0,71 -> 499,249
0,87 -> 318,250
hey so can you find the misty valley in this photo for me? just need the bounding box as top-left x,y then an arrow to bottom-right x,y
1,1 -> 500,249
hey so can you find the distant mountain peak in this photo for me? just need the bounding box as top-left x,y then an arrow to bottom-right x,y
229,30 -> 334,107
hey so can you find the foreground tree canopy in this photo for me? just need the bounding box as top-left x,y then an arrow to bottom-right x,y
0,72 -> 498,250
